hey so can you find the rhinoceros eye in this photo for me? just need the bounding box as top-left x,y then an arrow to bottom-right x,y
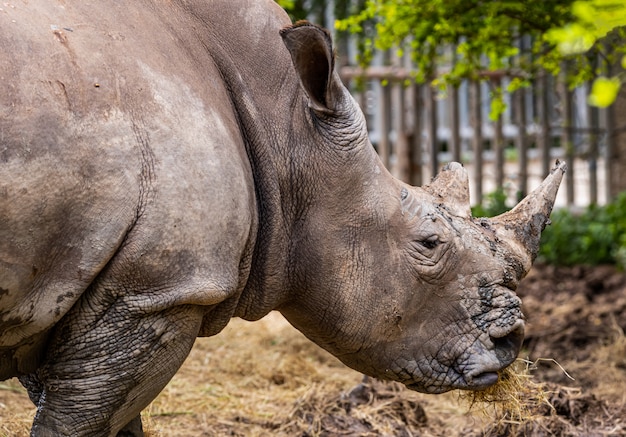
418,236 -> 440,250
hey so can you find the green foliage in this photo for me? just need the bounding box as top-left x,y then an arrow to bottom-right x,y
334,0 -> 626,111
588,76 -> 622,107
538,192 -> 626,268
471,190 -> 626,268
276,0 -> 359,26
336,1 -> 576,81
488,87 -> 506,121
275,0 -> 296,10
545,0 -> 626,107
545,0 -> 626,55
471,189 -> 510,218
275,1 -> 626,107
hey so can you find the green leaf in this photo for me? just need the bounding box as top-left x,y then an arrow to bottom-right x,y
489,88 -> 506,121
588,76 -> 621,107
275,0 -> 295,10
545,23 -> 596,55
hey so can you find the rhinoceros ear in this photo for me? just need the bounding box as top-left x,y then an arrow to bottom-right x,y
280,21 -> 337,112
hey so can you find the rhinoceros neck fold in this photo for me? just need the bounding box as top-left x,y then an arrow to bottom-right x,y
195,14 -> 306,320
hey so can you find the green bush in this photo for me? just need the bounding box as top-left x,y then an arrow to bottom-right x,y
471,188 -> 509,218
538,192 -> 626,268
472,190 -> 626,268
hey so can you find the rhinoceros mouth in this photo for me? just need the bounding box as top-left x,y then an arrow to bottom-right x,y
465,371 -> 500,390
397,326 -> 521,393
403,369 -> 500,393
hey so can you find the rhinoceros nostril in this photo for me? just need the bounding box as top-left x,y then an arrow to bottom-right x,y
490,320 -> 524,366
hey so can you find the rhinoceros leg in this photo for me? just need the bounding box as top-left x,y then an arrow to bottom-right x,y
28,292 -> 204,437
18,373 -> 44,406
116,415 -> 144,437
20,374 -> 143,436
19,375 -> 141,436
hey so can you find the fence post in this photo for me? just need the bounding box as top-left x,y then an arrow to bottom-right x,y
588,92 -> 599,205
492,78 -> 505,189
470,80 -> 483,204
604,52 -> 615,202
427,84 -> 439,179
378,80 -> 391,169
391,54 -> 410,182
559,66 -> 575,206
514,85 -> 528,200
537,71 -> 551,178
449,84 -> 461,163
356,81 -> 367,116
409,83 -> 424,186
605,101 -> 615,202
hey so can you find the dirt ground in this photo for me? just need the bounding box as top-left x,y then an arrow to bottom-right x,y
1,264 -> 625,436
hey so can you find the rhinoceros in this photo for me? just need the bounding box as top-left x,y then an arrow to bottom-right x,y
0,0 -> 564,435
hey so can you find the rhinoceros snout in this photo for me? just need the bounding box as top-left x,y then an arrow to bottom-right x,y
490,319 -> 524,367
461,320 -> 524,390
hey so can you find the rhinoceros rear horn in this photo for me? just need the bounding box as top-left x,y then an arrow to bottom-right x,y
492,160 -> 566,271
423,162 -> 472,218
280,21 -> 336,112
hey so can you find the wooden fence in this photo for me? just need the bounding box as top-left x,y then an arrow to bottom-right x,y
339,65 -> 616,209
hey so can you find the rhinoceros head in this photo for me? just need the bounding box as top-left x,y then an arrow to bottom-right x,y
271,22 -> 564,394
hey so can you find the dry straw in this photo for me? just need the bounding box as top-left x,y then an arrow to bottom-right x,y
458,357 -> 579,434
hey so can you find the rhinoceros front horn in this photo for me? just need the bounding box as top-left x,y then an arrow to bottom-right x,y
491,160 -> 567,272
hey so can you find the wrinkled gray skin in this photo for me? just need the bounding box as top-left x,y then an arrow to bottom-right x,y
0,1 -> 564,435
